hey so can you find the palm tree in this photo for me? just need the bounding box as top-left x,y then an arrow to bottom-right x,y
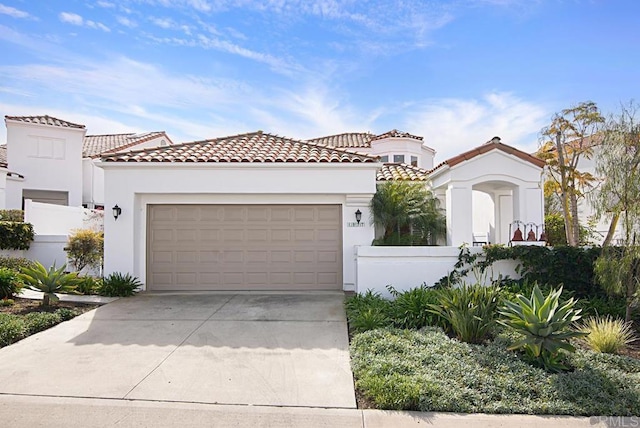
370,181 -> 446,245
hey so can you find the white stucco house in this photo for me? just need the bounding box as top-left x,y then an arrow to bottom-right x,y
1,115 -> 173,210
98,131 -> 545,292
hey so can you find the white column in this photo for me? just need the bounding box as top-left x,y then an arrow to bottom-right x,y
0,169 -> 7,210
446,184 -> 473,246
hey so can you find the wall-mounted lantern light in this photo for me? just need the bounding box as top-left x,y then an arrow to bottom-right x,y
355,209 -> 362,225
112,204 -> 122,221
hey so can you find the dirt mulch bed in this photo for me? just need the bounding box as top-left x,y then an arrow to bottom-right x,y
0,297 -> 98,315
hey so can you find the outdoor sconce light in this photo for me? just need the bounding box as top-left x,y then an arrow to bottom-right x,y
355,209 -> 362,225
112,204 -> 122,221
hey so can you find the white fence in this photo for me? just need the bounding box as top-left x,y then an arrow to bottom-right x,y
355,246 -> 520,298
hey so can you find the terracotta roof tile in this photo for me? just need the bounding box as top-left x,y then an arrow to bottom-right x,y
101,131 -> 378,163
430,137 -> 545,173
307,132 -> 375,148
372,129 -> 424,141
377,163 -> 429,181
4,115 -> 86,129
308,129 -> 426,149
83,131 -> 172,157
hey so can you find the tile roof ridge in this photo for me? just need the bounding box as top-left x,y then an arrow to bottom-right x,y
297,138 -> 378,160
5,114 -> 86,129
85,132 -> 137,137
309,131 -> 374,140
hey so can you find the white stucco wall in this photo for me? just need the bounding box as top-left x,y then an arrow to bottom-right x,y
82,134 -> 170,208
24,199 -> 84,235
0,168 -> 7,209
356,246 -> 520,298
5,120 -> 86,208
99,162 -> 379,291
370,137 -> 435,169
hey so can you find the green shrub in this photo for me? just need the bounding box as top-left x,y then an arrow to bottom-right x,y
345,290 -> 392,334
98,272 -> 142,297
0,256 -> 35,272
23,312 -> 62,334
0,314 -> 27,347
19,262 -> 80,307
428,284 -> 501,344
0,210 -> 24,222
65,229 -> 104,272
350,327 -> 640,415
499,284 -> 587,372
0,221 -> 34,250
0,267 -> 22,299
388,285 -> 440,329
76,276 -> 101,295
578,316 -> 636,354
55,307 -> 80,321
578,295 -> 628,320
0,299 -> 14,307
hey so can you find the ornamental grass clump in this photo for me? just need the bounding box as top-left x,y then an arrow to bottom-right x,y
428,284 -> 501,344
579,316 -> 636,354
344,290 -> 392,334
499,283 -> 587,372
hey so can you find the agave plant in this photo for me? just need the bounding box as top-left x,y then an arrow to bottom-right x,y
498,283 -> 587,372
19,262 -> 80,307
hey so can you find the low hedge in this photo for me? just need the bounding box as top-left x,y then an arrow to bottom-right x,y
0,210 -> 24,222
0,308 -> 81,348
0,221 -> 35,250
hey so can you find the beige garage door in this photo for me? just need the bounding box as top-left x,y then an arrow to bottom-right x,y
147,204 -> 342,291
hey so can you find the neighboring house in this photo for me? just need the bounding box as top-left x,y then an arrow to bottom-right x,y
1,115 -> 173,210
98,132 -> 545,293
308,129 -> 435,168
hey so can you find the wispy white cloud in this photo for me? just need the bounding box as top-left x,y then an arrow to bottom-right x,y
404,92 -> 549,160
96,1 -> 116,8
117,16 -> 137,28
0,3 -> 33,19
150,16 -> 174,29
59,12 -> 111,32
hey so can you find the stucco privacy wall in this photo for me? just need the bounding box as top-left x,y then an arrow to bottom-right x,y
99,163 -> 378,291
356,246 -> 520,298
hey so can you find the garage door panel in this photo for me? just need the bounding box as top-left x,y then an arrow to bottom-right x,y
148,204 -> 342,291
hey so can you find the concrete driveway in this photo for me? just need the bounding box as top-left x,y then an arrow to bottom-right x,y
0,292 -> 356,408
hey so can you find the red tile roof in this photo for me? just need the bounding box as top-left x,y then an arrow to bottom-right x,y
430,137 -> 545,173
307,132 -> 375,148
101,131 -> 379,163
308,129 -> 425,148
372,129 -> 424,141
4,115 -> 86,129
83,132 -> 172,158
377,163 -> 429,181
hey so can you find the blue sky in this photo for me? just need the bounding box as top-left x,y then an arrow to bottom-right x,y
0,0 -> 638,160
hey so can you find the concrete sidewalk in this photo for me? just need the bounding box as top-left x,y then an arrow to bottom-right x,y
0,395 -> 631,428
